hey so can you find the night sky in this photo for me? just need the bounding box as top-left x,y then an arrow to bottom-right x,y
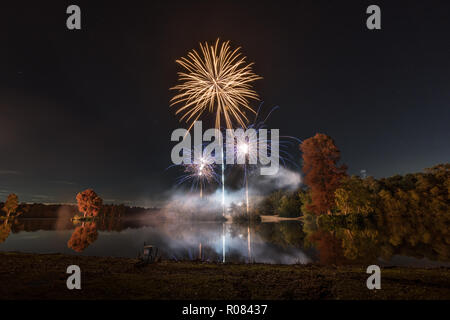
0,1 -> 449,205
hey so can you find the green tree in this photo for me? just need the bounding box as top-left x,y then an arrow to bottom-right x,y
278,192 -> 302,218
334,176 -> 375,215
259,191 -> 283,215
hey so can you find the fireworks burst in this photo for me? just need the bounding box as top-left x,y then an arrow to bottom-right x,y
231,104 -> 302,214
181,159 -> 216,185
233,104 -> 302,172
170,38 -> 262,131
170,148 -> 219,197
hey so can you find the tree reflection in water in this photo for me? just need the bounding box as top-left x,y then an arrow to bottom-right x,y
3,210 -> 448,266
304,211 -> 450,265
67,222 -> 98,252
0,221 -> 12,244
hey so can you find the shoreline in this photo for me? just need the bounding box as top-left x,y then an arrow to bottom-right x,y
260,215 -> 303,222
1,251 -> 449,300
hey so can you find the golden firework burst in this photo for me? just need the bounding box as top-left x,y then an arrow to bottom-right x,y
170,39 -> 262,131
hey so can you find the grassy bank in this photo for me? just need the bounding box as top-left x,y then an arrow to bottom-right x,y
0,252 -> 449,300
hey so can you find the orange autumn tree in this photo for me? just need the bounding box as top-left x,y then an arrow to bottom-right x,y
76,189 -> 103,218
300,133 -> 347,215
2,193 -> 19,220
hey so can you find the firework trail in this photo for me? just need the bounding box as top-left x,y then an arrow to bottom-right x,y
232,103 -> 302,215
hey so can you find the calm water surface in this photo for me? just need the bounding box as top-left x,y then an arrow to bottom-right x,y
0,217 -> 448,267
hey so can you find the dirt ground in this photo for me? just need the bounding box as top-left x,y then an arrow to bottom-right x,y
1,252 -> 449,300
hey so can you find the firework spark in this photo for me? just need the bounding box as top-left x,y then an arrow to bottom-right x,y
181,159 -> 216,184
232,104 -> 302,215
233,104 -> 302,171
171,148 -> 219,197
170,39 -> 262,131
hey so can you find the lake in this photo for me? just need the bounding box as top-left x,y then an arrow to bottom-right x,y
1,215 -> 449,267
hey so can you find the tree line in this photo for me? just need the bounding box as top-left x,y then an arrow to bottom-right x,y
0,199 -> 157,220
256,133 -> 449,218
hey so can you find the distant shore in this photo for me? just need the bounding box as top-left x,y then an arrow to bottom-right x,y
260,215 -> 302,222
1,252 -> 449,300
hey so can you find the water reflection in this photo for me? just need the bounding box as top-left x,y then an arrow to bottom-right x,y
0,221 -> 12,244
0,213 -> 449,267
304,212 -> 450,266
67,222 -> 99,252
0,216 -> 21,244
